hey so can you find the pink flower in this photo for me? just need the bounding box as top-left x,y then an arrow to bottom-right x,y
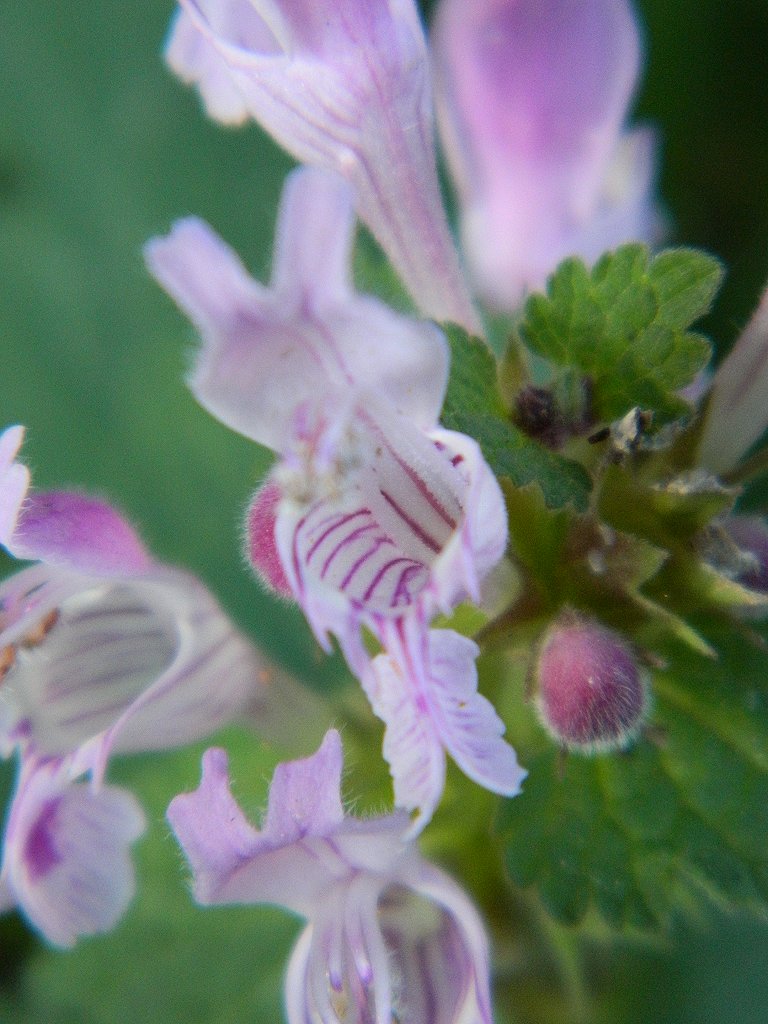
0,755 -> 145,948
168,729 -> 494,1024
163,0 -> 662,321
0,480 -> 269,944
432,0 -> 663,309
147,166 -> 522,827
165,0 -> 478,330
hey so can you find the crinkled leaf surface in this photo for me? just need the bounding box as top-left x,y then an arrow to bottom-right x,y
498,620 -> 768,932
519,246 -> 722,424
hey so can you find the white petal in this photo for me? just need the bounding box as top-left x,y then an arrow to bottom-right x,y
424,630 -> 526,798
429,428 -> 508,615
0,425 -> 30,548
365,626 -> 525,832
147,169 -> 450,453
699,284 -> 768,474
3,569 -> 263,775
363,636 -> 447,832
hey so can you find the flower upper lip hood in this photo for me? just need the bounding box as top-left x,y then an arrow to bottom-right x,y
167,0 -> 479,331
168,729 -> 494,1024
145,165 -> 450,453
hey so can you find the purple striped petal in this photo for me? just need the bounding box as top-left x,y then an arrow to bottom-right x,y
0,565 -> 265,776
362,636 -> 447,831
271,403 -> 507,700
277,396 -> 467,615
365,625 -> 525,831
424,629 -> 526,796
271,398 -> 476,680
166,0 -> 479,329
146,168 -> 450,451
402,862 -> 494,1024
284,857 -> 493,1024
1,758 -> 145,947
0,426 -> 30,548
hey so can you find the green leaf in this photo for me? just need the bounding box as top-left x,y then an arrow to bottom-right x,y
497,621 -> 768,933
441,323 -> 506,421
438,324 -> 592,512
519,245 -> 722,424
449,411 -> 592,512
647,248 -> 724,328
502,484 -> 573,587
598,464 -> 737,548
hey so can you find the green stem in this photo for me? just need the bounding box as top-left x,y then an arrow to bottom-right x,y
528,899 -> 592,1024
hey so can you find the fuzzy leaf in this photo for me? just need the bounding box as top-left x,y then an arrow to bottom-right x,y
519,246 -> 722,424
498,621 -> 768,933
598,465 -> 737,547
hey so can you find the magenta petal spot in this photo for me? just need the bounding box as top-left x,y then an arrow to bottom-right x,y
24,798 -> 62,882
535,614 -> 648,753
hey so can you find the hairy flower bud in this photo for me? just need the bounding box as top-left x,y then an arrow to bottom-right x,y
534,614 -> 649,754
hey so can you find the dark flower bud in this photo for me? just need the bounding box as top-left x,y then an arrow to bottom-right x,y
534,614 -> 649,754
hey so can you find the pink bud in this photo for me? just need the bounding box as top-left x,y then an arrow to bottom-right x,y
534,614 -> 648,754
245,480 -> 293,598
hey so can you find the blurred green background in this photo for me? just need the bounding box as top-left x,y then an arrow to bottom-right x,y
1,1 -> 768,1021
